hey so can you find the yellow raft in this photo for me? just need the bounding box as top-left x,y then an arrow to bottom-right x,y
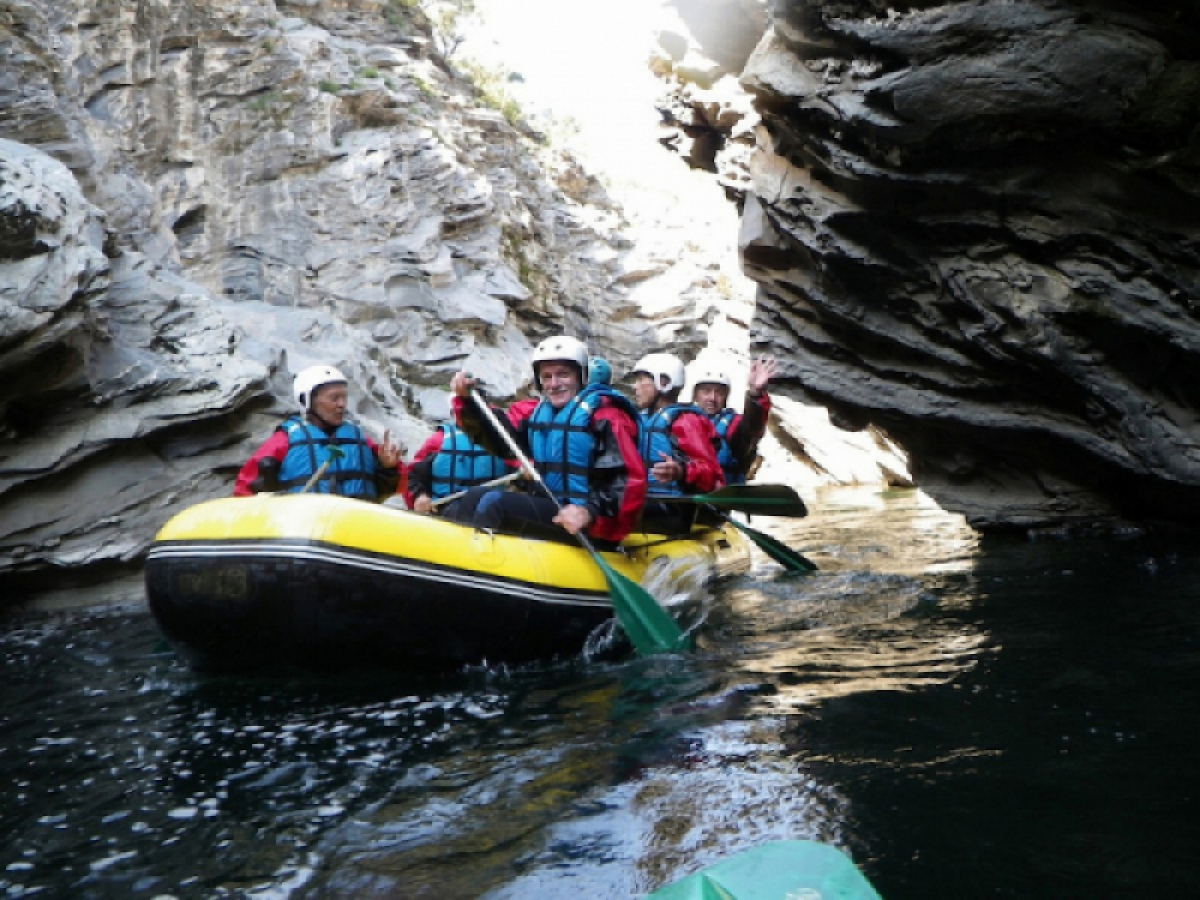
145,494 -> 748,672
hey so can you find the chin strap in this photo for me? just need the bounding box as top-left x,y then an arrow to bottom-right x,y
307,410 -> 338,432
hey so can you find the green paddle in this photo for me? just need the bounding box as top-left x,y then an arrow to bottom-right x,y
302,445 -> 345,493
470,390 -> 689,655
675,484 -> 809,517
719,513 -> 817,574
429,471 -> 522,509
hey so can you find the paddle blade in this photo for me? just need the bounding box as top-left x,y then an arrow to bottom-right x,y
727,518 -> 817,574
691,485 -> 809,517
592,553 -> 690,654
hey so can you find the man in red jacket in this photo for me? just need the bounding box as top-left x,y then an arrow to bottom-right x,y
631,352 -> 724,533
447,336 -> 647,547
234,364 -> 401,500
692,355 -> 776,485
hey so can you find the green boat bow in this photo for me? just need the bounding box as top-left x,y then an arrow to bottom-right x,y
646,840 -> 882,900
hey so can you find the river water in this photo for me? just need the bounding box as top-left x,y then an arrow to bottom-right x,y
2,487 -> 1196,899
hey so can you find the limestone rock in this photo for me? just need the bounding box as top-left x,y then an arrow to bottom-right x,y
0,0 -> 659,595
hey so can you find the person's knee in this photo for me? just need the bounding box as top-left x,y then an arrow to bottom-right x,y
474,489 -> 505,528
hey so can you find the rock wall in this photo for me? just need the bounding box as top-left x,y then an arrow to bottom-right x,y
736,0 -> 1200,528
1,0 -> 663,592
12,0 -> 1194,602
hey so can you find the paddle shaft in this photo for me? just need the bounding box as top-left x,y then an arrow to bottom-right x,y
467,391 -> 598,546
718,510 -> 817,573
429,471 -> 522,509
467,388 -> 688,654
662,484 -> 809,517
301,458 -> 334,493
301,445 -> 348,493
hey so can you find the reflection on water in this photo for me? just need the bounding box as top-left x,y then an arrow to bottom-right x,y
711,487 -> 987,710
2,487 -> 1197,899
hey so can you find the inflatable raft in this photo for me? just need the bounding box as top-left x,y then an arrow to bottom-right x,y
144,494 -> 748,672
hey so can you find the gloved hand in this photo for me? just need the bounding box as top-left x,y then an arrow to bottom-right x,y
249,457 -> 281,493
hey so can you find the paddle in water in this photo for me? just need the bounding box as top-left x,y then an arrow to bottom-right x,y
470,390 -> 688,655
718,512 -> 817,574
664,485 -> 817,572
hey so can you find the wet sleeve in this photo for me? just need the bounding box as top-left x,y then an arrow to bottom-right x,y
233,430 -> 290,496
673,415 -> 724,494
727,392 -> 771,472
585,407 -> 647,542
453,395 -> 533,460
407,457 -> 434,503
585,419 -> 625,519
404,432 -> 445,505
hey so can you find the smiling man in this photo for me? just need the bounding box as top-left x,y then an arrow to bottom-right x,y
692,355 -> 776,486
630,352 -> 724,533
447,336 -> 646,546
234,364 -> 401,499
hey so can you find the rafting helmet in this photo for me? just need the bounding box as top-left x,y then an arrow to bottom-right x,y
293,364 -> 348,412
691,366 -> 731,391
631,352 -> 686,395
531,335 -> 589,383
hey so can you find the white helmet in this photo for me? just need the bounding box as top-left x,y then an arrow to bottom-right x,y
531,335 -> 589,381
691,366 -> 732,391
632,353 -> 686,395
293,364 -> 348,411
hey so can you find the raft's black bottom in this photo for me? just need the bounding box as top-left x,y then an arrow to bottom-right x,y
144,541 -> 614,673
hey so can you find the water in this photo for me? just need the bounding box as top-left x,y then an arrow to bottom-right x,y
2,487 -> 1197,899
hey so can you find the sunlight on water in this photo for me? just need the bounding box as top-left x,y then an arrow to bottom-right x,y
0,490 -> 977,897
704,488 -> 989,710
4,487 -> 1198,898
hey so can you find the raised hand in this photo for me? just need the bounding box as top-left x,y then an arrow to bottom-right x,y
450,370 -> 476,397
748,356 -> 777,395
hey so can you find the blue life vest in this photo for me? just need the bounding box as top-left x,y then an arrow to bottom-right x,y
639,403 -> 707,498
276,417 -> 378,499
429,424 -> 509,499
711,408 -> 745,486
527,384 -> 636,506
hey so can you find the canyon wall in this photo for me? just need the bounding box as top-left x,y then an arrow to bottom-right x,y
732,0 -> 1200,528
1,0 -> 663,591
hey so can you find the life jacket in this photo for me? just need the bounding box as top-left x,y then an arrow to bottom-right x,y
639,402 -> 707,498
711,408 -> 745,486
276,417 -> 378,499
429,424 -> 509,499
527,384 -> 637,506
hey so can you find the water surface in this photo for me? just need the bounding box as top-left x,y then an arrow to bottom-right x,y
2,487 -> 1196,898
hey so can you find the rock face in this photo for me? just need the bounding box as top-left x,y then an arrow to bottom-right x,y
12,0 -> 1196,602
1,137 -> 268,583
736,0 -> 1200,528
1,0 -> 666,593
